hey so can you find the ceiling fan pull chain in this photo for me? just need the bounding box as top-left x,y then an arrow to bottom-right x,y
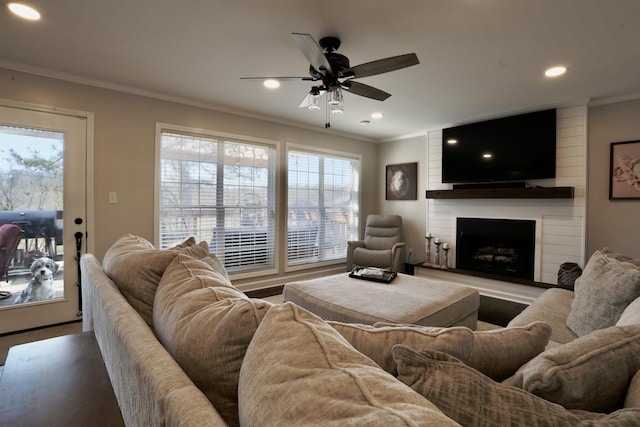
325,96 -> 331,128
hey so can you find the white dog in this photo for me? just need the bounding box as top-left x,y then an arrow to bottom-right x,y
14,257 -> 60,304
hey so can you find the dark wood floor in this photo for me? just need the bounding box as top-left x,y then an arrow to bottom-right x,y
478,295 -> 527,326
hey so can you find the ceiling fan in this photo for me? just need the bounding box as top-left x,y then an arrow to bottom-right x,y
242,33 -> 419,123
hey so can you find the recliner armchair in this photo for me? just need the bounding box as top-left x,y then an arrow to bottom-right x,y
347,214 -> 406,272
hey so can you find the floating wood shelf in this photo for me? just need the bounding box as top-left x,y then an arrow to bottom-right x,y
425,186 -> 574,199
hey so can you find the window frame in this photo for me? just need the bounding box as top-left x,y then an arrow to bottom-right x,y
285,143 -> 361,272
154,123 -> 280,279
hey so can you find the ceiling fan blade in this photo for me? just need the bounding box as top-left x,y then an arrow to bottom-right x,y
341,80 -> 391,101
240,76 -> 315,81
292,33 -> 333,75
341,53 -> 419,79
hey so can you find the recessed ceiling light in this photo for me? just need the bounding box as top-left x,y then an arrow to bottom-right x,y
359,120 -> 371,125
482,153 -> 493,159
447,139 -> 458,145
371,112 -> 384,120
545,66 -> 567,77
7,2 -> 41,20
263,79 -> 280,89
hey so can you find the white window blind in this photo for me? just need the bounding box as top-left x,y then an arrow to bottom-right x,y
287,148 -> 359,266
159,131 -> 276,273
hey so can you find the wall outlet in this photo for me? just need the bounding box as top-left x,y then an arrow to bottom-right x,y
408,248 -> 414,256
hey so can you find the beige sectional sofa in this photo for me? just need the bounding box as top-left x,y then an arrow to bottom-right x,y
82,235 -> 640,426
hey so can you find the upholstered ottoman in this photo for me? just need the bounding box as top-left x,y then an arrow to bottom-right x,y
282,273 -> 479,329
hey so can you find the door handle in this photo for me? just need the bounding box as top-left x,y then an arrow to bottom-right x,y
74,230 -> 83,315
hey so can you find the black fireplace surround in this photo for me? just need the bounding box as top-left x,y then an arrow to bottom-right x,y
456,217 -> 535,281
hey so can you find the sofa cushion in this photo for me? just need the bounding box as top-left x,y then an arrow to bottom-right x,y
393,346 -> 640,426
511,324 -> 640,413
154,253 -> 268,427
238,302 -> 459,427
465,321 -> 552,381
566,249 -> 640,337
328,321 -> 474,375
102,234 -> 209,327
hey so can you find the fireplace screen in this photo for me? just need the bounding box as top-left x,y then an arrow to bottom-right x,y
456,218 -> 535,280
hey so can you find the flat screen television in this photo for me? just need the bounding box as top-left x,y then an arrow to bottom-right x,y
442,109 -> 556,185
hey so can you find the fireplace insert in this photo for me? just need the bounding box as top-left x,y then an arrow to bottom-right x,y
456,217 -> 535,280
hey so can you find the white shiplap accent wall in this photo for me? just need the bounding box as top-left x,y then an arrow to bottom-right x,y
425,105 -> 587,299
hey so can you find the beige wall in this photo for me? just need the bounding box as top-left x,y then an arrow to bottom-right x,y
378,135 -> 428,263
5,65 -> 638,289
587,98 -> 640,258
1,68 -> 379,289
376,99 -> 640,272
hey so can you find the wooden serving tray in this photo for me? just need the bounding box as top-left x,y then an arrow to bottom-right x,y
349,267 -> 397,284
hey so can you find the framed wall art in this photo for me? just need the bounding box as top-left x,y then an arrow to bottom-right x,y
610,140 -> 640,200
386,162 -> 417,200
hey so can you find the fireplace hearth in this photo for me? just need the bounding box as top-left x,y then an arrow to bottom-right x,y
456,217 -> 535,281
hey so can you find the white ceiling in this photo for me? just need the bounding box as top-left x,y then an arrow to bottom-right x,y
2,0 -> 640,142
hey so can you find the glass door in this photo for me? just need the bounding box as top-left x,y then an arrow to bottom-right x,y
0,104 -> 88,334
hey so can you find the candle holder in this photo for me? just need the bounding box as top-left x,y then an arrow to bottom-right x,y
441,244 -> 449,269
434,238 -> 441,267
424,235 -> 433,266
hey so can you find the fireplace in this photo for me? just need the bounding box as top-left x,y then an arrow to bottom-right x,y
456,217 -> 535,281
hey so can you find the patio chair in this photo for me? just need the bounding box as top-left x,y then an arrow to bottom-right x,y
0,223 -> 22,282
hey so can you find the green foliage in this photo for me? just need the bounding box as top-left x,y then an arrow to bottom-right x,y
0,145 -> 63,211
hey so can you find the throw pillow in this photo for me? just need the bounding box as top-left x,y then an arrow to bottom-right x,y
328,321 -> 474,375
154,254 -> 272,427
102,234 -> 209,327
602,247 -> 640,265
169,235 -> 196,249
157,253 -> 236,295
625,370 -> 640,409
392,346 -> 640,426
465,321 -> 552,381
374,321 -> 551,381
566,249 -> 640,336
511,324 -> 640,413
617,296 -> 640,326
238,303 -> 459,427
199,253 -> 231,282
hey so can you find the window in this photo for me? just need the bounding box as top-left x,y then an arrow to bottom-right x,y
287,147 -> 359,267
158,129 -> 276,273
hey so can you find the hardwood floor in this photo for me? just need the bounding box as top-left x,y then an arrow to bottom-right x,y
0,320 -> 82,366
479,295 -> 527,327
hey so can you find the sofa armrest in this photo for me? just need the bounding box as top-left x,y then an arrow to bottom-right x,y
80,254 -> 227,427
391,242 -> 407,272
508,288 -> 577,346
346,240 -> 365,270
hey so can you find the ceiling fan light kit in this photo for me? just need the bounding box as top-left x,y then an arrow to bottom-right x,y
328,88 -> 343,106
308,94 -> 321,111
242,33 -> 419,126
